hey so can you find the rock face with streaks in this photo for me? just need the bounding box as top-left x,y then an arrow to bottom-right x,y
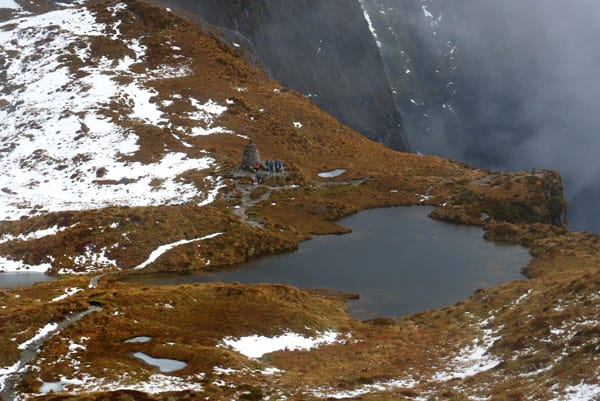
158,0 -> 409,151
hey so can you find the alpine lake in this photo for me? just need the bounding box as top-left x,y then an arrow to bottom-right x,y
119,206 -> 531,319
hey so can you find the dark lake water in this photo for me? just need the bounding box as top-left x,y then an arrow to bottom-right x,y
122,206 -> 531,319
0,272 -> 58,289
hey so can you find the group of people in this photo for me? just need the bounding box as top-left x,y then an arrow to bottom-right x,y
264,159 -> 284,174
248,159 -> 285,185
248,160 -> 284,174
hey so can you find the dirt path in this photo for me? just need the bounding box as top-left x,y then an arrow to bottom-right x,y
228,170 -> 370,229
230,183 -> 272,228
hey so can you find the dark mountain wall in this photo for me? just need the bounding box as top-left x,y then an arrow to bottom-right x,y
158,0 -> 409,151
363,0 -> 600,233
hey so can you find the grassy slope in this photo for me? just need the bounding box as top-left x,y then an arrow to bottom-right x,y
0,1 -> 597,400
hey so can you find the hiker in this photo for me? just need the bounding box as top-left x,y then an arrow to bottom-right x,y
275,160 -> 283,173
268,160 -> 274,174
256,171 -> 264,185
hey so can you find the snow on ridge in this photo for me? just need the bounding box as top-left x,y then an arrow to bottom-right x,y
0,4 -> 228,221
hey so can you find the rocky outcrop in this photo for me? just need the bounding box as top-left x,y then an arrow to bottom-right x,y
158,0 -> 409,151
430,170 -> 568,227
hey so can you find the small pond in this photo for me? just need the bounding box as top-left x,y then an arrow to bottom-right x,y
132,352 -> 188,373
122,207 -> 531,319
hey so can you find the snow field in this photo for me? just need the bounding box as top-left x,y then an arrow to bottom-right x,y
0,3 -> 231,221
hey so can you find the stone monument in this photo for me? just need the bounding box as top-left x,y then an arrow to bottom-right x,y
241,140 -> 261,170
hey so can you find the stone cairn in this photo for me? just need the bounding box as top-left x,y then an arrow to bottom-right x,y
241,141 -> 261,170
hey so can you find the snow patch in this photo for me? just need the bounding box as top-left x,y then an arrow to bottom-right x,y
358,0 -> 382,48
422,5 -> 434,18
36,373 -> 205,395
417,193 -> 432,203
40,381 -> 64,394
513,289 -> 532,305
0,224 -> 77,244
51,287 -> 83,302
133,232 -> 222,270
220,330 -> 341,359
18,323 -> 59,350
124,336 -> 153,343
0,362 -> 21,393
311,378 -> 419,399
58,245 -> 117,275
187,98 -> 232,136
433,317 -> 501,381
318,169 -> 346,178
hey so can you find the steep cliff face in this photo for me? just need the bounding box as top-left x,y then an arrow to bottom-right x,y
361,0 -> 600,232
156,0 -> 409,151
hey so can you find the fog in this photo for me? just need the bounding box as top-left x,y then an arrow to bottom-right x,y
371,0 -> 600,231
